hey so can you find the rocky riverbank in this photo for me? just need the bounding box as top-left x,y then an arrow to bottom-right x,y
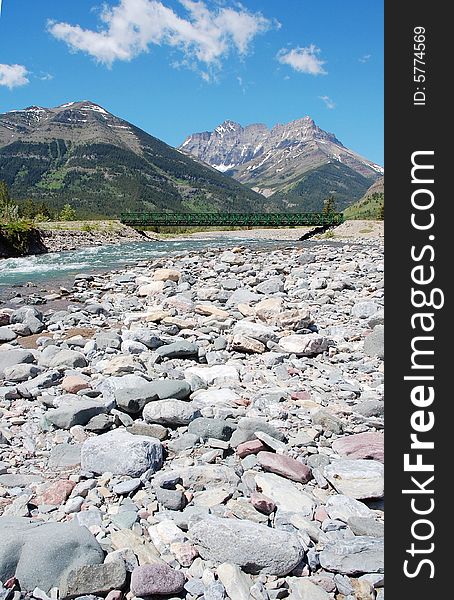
0,240 -> 384,600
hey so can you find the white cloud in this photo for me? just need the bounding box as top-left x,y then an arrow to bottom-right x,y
38,72 -> 54,81
0,63 -> 30,89
48,0 -> 272,79
319,95 -> 335,109
277,45 -> 327,76
359,54 -> 371,63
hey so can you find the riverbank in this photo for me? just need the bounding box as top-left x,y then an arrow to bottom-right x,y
0,240 -> 384,599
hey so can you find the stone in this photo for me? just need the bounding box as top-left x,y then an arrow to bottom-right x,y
47,398 -> 107,429
60,562 -> 127,599
351,302 -> 380,319
0,350 -> 35,377
156,488 -> 186,511
190,517 -> 303,576
216,563 -> 252,600
231,334 -> 265,354
0,517 -> 104,593
62,376 -> 91,394
232,320 -> 276,343
3,364 -> 41,383
81,429 -> 163,477
236,439 -> 268,458
128,422 -> 168,440
110,530 -> 161,566
332,432 -> 384,462
46,350 -> 87,370
279,334 -> 333,356
0,327 -> 17,342
287,578 -> 331,600
188,417 -> 236,441
250,492 -> 276,515
143,399 -> 197,426
112,478 -> 142,495
153,268 -> 181,281
324,459 -> 384,499
185,365 -> 239,385
325,495 -> 374,523
364,325 -> 384,359
257,452 -> 312,483
156,341 -> 199,359
138,281 -> 165,296
254,473 -> 315,516
48,444 -> 81,469
319,536 -> 384,575
114,384 -> 159,414
130,563 -> 185,596
312,409 -> 344,434
33,480 -> 76,507
348,517 -> 384,537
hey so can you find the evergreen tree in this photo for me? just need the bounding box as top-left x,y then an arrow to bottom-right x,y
322,196 -> 336,215
378,203 -> 384,220
0,180 -> 11,208
60,203 -> 77,221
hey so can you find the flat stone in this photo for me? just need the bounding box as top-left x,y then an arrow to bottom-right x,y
364,325 -> 384,359
351,302 -> 380,319
232,320 -> 276,343
62,376 -> 91,394
143,399 -> 197,426
250,491 -> 276,515
185,365 -> 239,385
190,517 -> 303,576
33,480 -> 76,506
156,341 -> 199,359
0,350 -> 35,377
324,459 -> 384,499
0,327 -> 17,342
257,452 -> 312,483
47,397 -> 107,429
48,444 -> 81,469
0,517 -> 104,593
3,363 -> 41,382
60,562 -> 127,599
155,488 -> 186,511
231,334 -> 265,354
325,495 -> 374,523
128,422 -> 168,440
81,429 -> 163,477
153,268 -> 181,281
236,439 -> 268,458
217,563 -> 252,600
279,334 -> 332,356
255,472 -> 315,516
156,465 -> 239,492
130,563 -> 185,596
287,577 -> 331,600
332,432 -> 384,462
319,536 -> 384,575
0,474 -> 43,488
348,517 -> 384,537
188,417 -> 236,441
46,350 -> 87,370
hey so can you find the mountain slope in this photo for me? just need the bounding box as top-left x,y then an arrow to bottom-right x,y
180,117 -> 383,211
0,102 -> 267,218
344,177 -> 384,219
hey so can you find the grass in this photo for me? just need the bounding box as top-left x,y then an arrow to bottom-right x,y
0,219 -> 34,254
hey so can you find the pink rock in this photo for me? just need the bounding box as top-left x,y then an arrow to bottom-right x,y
257,451 -> 312,483
291,391 -> 311,401
250,491 -> 276,515
131,564 -> 185,596
332,432 -> 384,462
314,506 -> 329,522
62,375 -> 91,394
236,439 -> 268,458
105,591 -> 123,600
33,479 -> 76,506
170,542 -> 199,567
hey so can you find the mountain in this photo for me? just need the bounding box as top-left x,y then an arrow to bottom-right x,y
180,117 -> 383,211
0,102 -> 266,218
343,176 -> 384,220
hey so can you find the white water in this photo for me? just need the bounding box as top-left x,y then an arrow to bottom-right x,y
0,237 -> 281,287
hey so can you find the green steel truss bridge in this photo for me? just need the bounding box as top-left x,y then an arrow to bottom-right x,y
120,212 -> 344,228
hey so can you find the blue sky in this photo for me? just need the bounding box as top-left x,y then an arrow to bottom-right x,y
0,1 -> 383,165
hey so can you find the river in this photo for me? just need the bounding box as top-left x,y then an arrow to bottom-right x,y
0,236 -> 294,289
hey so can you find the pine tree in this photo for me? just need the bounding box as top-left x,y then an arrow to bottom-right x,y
0,180 -> 11,208
60,203 -> 77,221
378,203 -> 384,220
322,196 -> 336,215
